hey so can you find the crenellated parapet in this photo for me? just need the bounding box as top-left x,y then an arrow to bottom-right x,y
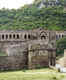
0,28 -> 65,42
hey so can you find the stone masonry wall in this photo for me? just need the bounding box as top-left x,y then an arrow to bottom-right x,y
64,49 -> 66,67
28,43 -> 49,69
0,43 -> 28,70
0,28 -> 57,70
0,56 -> 27,70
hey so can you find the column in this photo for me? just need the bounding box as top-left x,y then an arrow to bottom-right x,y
64,49 -> 66,67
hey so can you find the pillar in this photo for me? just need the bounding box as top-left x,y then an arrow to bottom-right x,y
64,49 -> 66,67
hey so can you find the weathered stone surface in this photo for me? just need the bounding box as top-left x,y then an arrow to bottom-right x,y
64,50 -> 66,67
28,43 -> 56,69
0,28 -> 58,70
0,56 -> 27,70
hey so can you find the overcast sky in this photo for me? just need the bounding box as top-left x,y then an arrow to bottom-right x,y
0,0 -> 34,9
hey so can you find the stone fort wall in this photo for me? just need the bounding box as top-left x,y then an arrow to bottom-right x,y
0,28 -> 65,70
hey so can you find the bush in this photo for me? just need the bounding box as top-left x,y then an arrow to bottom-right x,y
56,37 -> 66,56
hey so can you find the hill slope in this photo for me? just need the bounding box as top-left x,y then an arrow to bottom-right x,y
0,0 -> 65,30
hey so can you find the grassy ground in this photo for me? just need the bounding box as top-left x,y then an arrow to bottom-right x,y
0,68 -> 66,80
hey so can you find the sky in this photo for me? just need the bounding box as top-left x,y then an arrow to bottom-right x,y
0,0 -> 34,9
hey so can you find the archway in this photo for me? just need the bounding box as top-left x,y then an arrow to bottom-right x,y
40,31 -> 48,40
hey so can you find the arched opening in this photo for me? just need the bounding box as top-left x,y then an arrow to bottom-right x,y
62,35 -> 64,38
17,34 -> 19,39
59,35 -> 61,38
40,31 -> 47,40
56,35 -> 58,40
41,35 -> 46,40
13,34 -> 15,39
24,34 -> 27,39
6,35 -> 8,39
2,35 -> 4,40
28,34 -> 30,39
9,34 -> 12,39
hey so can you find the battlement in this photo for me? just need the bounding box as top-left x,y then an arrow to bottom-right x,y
0,29 -> 65,42
0,29 -> 49,42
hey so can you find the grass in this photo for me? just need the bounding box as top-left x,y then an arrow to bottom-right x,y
0,68 -> 66,80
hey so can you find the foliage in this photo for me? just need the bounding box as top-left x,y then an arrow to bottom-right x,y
56,37 -> 66,55
0,0 -> 65,30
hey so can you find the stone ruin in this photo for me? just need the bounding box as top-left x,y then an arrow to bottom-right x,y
64,50 -> 66,67
0,28 -> 65,70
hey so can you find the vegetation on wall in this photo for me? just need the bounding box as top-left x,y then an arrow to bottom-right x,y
0,51 -> 7,56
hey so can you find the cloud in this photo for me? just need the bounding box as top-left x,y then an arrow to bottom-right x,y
0,0 -> 34,9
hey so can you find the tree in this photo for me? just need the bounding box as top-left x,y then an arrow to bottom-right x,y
56,37 -> 66,55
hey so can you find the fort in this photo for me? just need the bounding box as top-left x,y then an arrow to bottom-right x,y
0,28 -> 65,70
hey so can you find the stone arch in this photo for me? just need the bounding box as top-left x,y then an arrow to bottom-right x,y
40,31 -> 47,36
2,34 -> 4,40
41,35 -> 46,40
9,34 -> 12,39
24,34 -> 27,39
13,34 -> 15,39
40,31 -> 48,40
28,34 -> 30,39
17,34 -> 19,39
59,35 -> 61,38
62,34 -> 64,38
6,34 -> 8,39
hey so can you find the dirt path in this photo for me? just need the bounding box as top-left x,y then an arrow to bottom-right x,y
57,57 -> 64,67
